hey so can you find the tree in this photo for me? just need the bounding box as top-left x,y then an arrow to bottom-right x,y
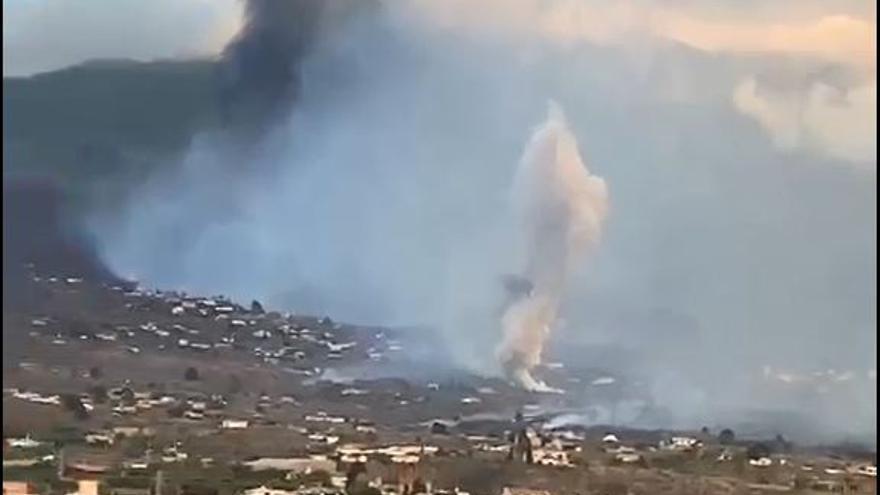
185,367 -> 200,381
747,442 -> 772,460
167,403 -> 186,418
300,469 -> 332,487
120,387 -> 136,406
411,479 -> 428,494
347,481 -> 381,495
774,434 -> 793,453
718,428 -> 736,445
227,374 -> 242,395
61,394 -> 89,420
90,385 -> 108,404
346,463 -> 367,490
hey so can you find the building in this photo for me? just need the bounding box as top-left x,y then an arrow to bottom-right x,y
501,488 -> 552,495
242,487 -> 298,495
601,433 -> 619,444
3,482 -> 39,495
243,457 -> 336,474
67,480 -> 101,495
221,419 -> 249,429
111,489 -> 151,495
112,426 -> 142,438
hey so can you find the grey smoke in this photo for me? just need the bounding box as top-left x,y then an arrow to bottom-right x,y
497,101 -> 609,391
90,1 -> 875,443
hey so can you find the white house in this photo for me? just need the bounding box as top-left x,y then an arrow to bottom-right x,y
601,433 -> 619,444
242,486 -> 298,495
7,435 -> 42,449
222,419 -> 249,430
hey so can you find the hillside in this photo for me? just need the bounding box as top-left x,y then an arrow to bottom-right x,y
3,59 -> 224,291
3,58 -> 222,198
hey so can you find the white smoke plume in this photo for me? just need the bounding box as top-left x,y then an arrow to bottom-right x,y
497,101 -> 609,391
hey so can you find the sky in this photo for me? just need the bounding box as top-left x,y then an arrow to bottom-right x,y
4,0 -> 877,440
3,0 -> 875,167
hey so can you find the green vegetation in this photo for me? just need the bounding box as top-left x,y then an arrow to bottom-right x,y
3,464 -> 75,494
90,385 -> 109,404
161,465 -> 294,495
60,394 -> 90,420
89,366 -> 103,380
185,367 -> 201,381
46,425 -> 86,446
3,59 -> 222,204
717,428 -> 735,445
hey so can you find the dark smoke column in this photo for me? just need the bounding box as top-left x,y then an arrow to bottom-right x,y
219,0 -> 379,134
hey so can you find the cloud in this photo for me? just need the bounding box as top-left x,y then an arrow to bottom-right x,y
3,0 -> 242,76
734,76 -> 877,166
660,13 -> 875,71
402,0 -> 875,69
401,0 -> 876,167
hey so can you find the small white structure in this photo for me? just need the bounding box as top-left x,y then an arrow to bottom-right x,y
243,457 -> 336,473
242,486 -> 298,495
591,376 -> 616,386
123,460 -> 149,470
184,410 -> 204,420
856,465 -> 877,477
304,412 -> 346,424
7,435 -> 42,449
326,342 -> 356,352
112,426 -> 141,437
601,433 -> 619,444
502,488 -> 552,495
615,452 -> 642,464
534,449 -> 572,467
308,434 -> 340,445
341,388 -> 369,396
749,457 -> 773,467
663,436 -> 701,451
222,419 -> 249,430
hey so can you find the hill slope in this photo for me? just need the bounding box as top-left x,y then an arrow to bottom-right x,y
3,59 -> 222,291
3,58 -> 222,196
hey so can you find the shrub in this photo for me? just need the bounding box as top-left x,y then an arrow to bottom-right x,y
185,367 -> 200,381
61,394 -> 89,420
90,385 -> 108,404
227,374 -> 242,395
718,428 -> 736,445
746,442 -> 771,460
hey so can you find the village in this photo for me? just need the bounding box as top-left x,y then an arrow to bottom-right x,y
3,272 -> 877,495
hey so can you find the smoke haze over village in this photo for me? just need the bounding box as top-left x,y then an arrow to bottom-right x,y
4,0 -> 876,444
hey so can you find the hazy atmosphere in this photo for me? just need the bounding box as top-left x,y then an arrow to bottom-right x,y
4,0 -> 876,451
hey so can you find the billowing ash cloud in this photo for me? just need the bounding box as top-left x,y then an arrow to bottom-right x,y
219,0 -> 379,131
498,102 -> 609,391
